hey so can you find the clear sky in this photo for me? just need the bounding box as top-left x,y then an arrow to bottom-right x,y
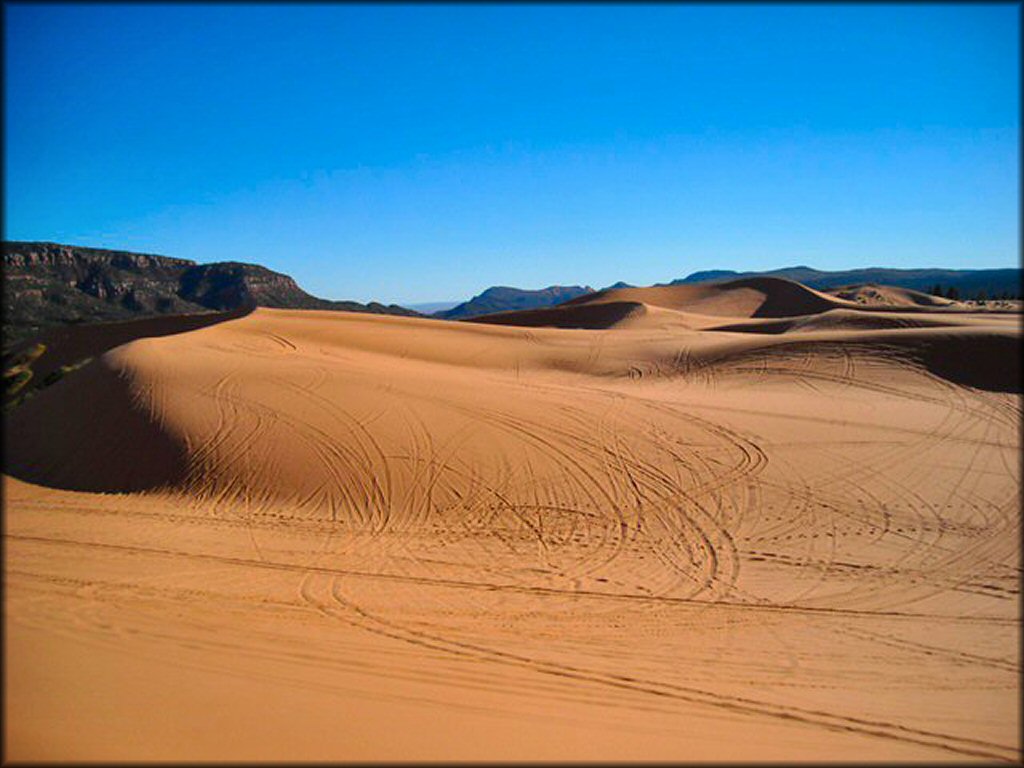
4,3 -> 1020,304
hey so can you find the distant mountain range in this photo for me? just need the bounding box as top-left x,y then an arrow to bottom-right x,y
2,241 -> 419,350
5,241 -> 1019,348
433,269 -> 1019,321
670,266 -> 1021,298
436,285 -> 595,320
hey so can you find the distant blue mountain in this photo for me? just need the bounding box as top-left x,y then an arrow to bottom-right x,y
438,285 -> 595,320
670,270 -> 739,284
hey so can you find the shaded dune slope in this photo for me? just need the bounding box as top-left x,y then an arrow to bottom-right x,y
910,331 -> 1022,392
685,328 -> 1022,394
718,276 -> 850,317
708,308 -> 974,335
468,300 -> 647,329
4,352 -> 191,492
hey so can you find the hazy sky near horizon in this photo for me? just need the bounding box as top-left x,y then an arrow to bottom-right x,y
4,4 -> 1019,304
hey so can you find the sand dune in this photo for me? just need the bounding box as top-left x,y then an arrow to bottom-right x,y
464,277 -> 842,332
473,277 -> 985,332
560,276 -> 854,317
4,296 -> 1020,761
827,283 -> 957,308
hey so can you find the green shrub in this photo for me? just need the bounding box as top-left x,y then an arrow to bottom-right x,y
3,342 -> 47,371
41,357 -> 93,387
4,368 -> 32,397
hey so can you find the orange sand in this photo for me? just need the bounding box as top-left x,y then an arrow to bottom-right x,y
4,280 -> 1020,761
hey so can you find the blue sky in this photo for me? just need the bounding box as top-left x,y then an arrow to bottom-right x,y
4,4 -> 1019,304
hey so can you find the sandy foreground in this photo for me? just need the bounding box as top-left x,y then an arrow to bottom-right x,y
4,282 -> 1021,761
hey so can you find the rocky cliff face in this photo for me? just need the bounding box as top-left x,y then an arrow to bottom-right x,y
2,241 -> 418,350
177,262 -> 310,310
3,242 -> 196,270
